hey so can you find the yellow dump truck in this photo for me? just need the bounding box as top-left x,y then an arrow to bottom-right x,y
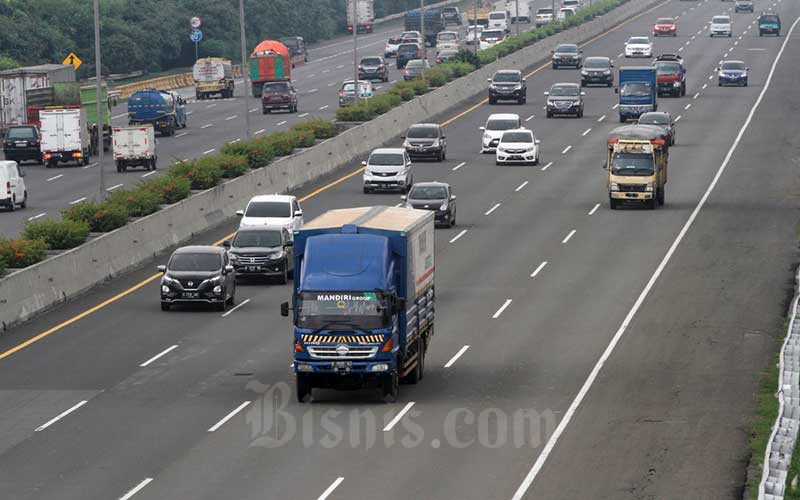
465,6 -> 491,26
606,125 -> 669,210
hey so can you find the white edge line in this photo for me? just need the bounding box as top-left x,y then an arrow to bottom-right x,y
107,183 -> 124,191
492,299 -> 512,319
444,345 -> 471,368
119,478 -> 154,500
383,402 -> 415,431
221,298 -> 251,317
208,401 -> 252,432
139,344 -> 179,367
530,261 -> 548,278
69,197 -> 86,205
317,477 -> 345,500
35,400 -> 88,432
449,229 -> 467,243
27,212 -> 46,221
513,15 -> 800,500
588,203 -> 601,215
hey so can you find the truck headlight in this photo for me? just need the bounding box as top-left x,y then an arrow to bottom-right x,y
581,70 -> 588,75
610,182 -> 620,191
370,364 -> 389,372
645,184 -> 655,192
673,82 -> 681,87
297,363 -> 314,372
271,250 -> 285,259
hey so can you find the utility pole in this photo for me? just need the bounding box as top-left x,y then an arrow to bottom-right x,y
473,0 -> 479,53
238,0 -> 250,138
353,0 -> 359,106
420,0 -> 426,81
93,0 -> 105,199
515,0 -> 520,36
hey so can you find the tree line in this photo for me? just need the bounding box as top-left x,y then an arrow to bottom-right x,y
0,0 -> 446,77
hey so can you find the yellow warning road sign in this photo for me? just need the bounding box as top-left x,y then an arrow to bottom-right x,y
63,52 -> 82,70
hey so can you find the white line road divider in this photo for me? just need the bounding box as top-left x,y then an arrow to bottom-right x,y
582,128 -> 592,136
35,400 -> 88,432
317,478 -> 345,500
319,105 -> 329,110
46,174 -> 63,182
485,203 -> 501,215
598,115 -> 606,122
254,129 -> 265,135
201,124 -> 212,129
107,183 -> 124,192
202,149 -> 216,155
452,161 -> 466,171
526,114 -> 535,122
82,162 -> 97,169
27,213 -> 46,221
588,203 -> 600,215
562,229 -> 576,244
492,299 -> 512,319
684,103 -> 692,110
139,344 -> 179,367
69,197 -> 86,205
530,261 -> 548,278
221,298 -> 250,317
383,402 -> 415,431
444,345 -> 471,368
298,113 -> 309,118
175,132 -> 188,138
119,478 -> 154,500
515,180 -> 529,192
208,401 -> 252,432
541,161 -> 553,171
225,115 -> 238,121
449,229 -> 468,243
277,121 -> 287,126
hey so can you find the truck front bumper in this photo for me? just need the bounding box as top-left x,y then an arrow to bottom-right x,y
610,191 -> 654,200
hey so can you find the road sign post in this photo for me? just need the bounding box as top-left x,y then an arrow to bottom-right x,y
190,29 -> 203,61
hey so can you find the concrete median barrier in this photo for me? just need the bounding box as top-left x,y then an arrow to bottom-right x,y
0,0 -> 661,330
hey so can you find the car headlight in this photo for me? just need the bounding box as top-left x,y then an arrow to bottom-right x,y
272,250 -> 286,259
483,133 -> 492,140
163,275 -> 180,287
673,82 -> 681,87
229,253 -> 239,262
610,182 -> 620,191
161,285 -> 170,293
513,83 -> 523,90
213,285 -> 223,294
497,147 -> 507,153
403,140 -> 411,148
603,70 -> 611,74
581,70 -> 588,75
439,202 -> 448,210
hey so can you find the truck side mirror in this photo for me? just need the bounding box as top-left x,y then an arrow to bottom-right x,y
614,88 -> 619,94
284,240 -> 294,247
280,301 -> 290,317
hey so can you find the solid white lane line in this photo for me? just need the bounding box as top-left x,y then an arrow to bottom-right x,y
27,212 -> 46,221
202,148 -> 216,155
112,113 -> 127,119
141,171 -> 157,178
515,180 -> 529,192
35,400 -> 88,432
485,203 -> 501,215
449,229 -> 468,243
597,114 -> 606,122
298,113 -> 309,118
69,197 -> 86,205
107,183 -> 124,191
208,401 -> 252,432
175,132 -> 188,138
201,123 -> 213,129
277,120 -> 287,126
561,229 -> 576,244
541,161 -> 553,171
317,478 -> 345,500
492,299 -> 512,319
512,17 -> 800,499
526,114 -> 535,122
46,174 -> 63,182
452,161 -> 466,171
225,115 -> 237,121
383,402 -> 415,431
139,345 -> 179,367
582,128 -> 592,136
561,145 -> 572,154
530,261 -> 548,278
684,103 -> 692,110
254,129 -> 266,135
444,345 -> 471,368
119,478 -> 154,500
588,203 -> 600,215
319,105 -> 329,110
221,298 -> 250,317
612,103 -> 619,110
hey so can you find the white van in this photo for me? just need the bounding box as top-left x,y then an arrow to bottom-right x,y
562,0 -> 581,9
0,161 -> 27,211
488,11 -> 510,32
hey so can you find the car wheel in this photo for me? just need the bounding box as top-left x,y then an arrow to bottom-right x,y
20,192 -> 27,209
442,149 -> 446,161
546,111 -> 552,118
743,80 -> 748,87
278,264 -> 288,285
216,300 -> 226,312
226,287 -> 235,305
8,195 -> 15,212
489,97 -> 495,105
262,109 -> 268,114
161,302 -> 170,311
381,372 -> 399,402
578,109 -> 584,118
363,186 -> 371,194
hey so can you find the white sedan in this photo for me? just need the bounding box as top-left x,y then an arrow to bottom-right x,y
624,36 -> 653,58
496,129 -> 540,165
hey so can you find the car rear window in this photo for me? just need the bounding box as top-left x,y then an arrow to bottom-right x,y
713,16 -> 730,23
398,44 -> 419,53
245,201 -> 291,218
263,83 -> 289,93
486,119 -> 519,130
655,62 -> 681,74
438,33 -> 457,41
761,15 -> 778,22
537,8 -> 554,14
656,18 -> 674,23
489,12 -> 506,19
7,127 -> 36,139
361,57 -> 382,66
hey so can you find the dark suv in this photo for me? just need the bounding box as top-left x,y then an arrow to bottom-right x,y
653,54 -> 686,97
261,81 -> 298,114
403,123 -> 447,161
758,12 -> 781,35
3,126 -> 43,164
158,246 -> 236,311
580,57 -> 614,87
224,226 -> 295,284
358,56 -> 389,82
551,43 -> 583,69
488,70 -> 527,104
402,182 -> 457,227
397,43 -> 423,69
545,83 -> 585,118
442,7 -> 462,25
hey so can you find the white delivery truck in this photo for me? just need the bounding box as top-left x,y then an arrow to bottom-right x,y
509,1 -> 532,22
193,58 -> 234,100
112,125 -> 157,172
346,0 -> 375,33
39,107 -> 90,168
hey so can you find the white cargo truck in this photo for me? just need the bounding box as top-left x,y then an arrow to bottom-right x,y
193,58 -> 234,100
509,1 -> 532,22
112,125 -> 157,172
39,107 -> 89,168
347,0 -> 375,33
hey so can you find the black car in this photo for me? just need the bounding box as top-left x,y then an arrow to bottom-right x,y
638,111 -> 676,145
3,126 -> 43,164
545,83 -> 585,118
551,43 -> 583,69
403,123 -> 446,161
358,56 -> 390,82
735,0 -> 753,12
488,70 -> 527,104
402,182 -> 456,227
224,226 -> 295,284
158,245 -> 236,311
580,56 -> 614,87
262,81 -> 298,113
397,43 -> 422,69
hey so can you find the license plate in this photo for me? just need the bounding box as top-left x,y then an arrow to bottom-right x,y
15,142 -> 26,147
246,266 -> 260,272
334,361 -> 352,372
183,292 -> 199,298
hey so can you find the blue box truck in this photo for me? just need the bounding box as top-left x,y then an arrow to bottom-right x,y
281,206 -> 435,402
127,89 -> 187,136
615,67 -> 657,122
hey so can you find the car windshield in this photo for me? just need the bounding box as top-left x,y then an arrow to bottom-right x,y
483,30 -> 503,38
628,37 -> 649,44
556,45 -> 578,53
620,82 -> 652,96
501,131 -> 533,143
439,33 -> 457,40
549,85 -> 579,96
656,18 -> 673,24
761,15 -> 778,22
245,201 -> 291,218
494,72 -> 520,82
169,253 -> 221,272
7,128 -> 35,139
722,61 -> 746,70
655,62 -> 681,74
369,153 -> 405,166
712,17 -> 729,23
407,126 -> 439,138
263,83 -> 289,93
232,230 -> 282,248
486,119 -> 519,130
639,114 -> 669,125
537,8 -> 554,14
297,291 -> 386,330
410,186 -> 448,199
611,153 -> 655,176
584,58 -> 609,69
361,58 -> 382,66
489,12 -> 506,19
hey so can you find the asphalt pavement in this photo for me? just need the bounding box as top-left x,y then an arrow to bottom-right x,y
0,0 -> 798,498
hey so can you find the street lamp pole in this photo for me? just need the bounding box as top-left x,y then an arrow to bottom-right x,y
473,0 -> 479,53
420,0 -> 426,81
353,0 -> 359,106
239,0 -> 251,138
93,0 -> 105,199
515,0 -> 520,36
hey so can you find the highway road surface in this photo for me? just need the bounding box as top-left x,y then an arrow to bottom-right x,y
1,0 -> 798,498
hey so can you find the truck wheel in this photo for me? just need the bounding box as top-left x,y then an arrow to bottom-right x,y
407,341 -> 425,384
647,197 -> 657,210
657,188 -> 665,206
296,374 -> 312,403
609,196 -> 618,210
116,161 -> 122,173
381,372 -> 399,402
8,196 -> 14,212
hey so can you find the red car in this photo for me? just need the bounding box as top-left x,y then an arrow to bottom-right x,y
653,18 -> 677,36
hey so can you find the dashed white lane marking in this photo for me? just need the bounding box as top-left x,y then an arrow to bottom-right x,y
308,88 -> 319,93
709,74 -> 714,80
27,212 -> 46,221
562,229 -> 577,244
452,161 -> 466,171
485,203 -> 501,215
588,203 -> 601,215
207,103 -> 217,108
225,115 -> 238,121
208,401 -> 252,432
202,148 -> 216,155
222,298 -> 250,317
307,74 -> 316,78
249,107 -> 258,113
582,128 -> 592,136
141,171 -> 157,178
675,114 -> 682,122
112,113 -> 127,119
277,120 -> 287,126
678,46 -> 684,52
526,114 -> 535,122
612,103 -> 619,109
82,162 -> 97,169
693,92 -> 700,99
702,83 -> 708,89
449,229 -> 468,243
684,103 -> 692,110
561,145 -> 572,154
228,138 -> 241,144
530,261 -> 548,278
492,299 -> 512,319
201,123 -> 213,129
444,345 -> 470,368
375,86 -> 382,90
515,180 -> 529,192
597,114 -> 606,122
298,113 -> 309,118
175,132 -> 188,138
319,105 -> 329,110
140,345 -> 179,367
69,197 -> 86,205
185,111 -> 193,115
119,478 -> 154,500
541,161 -> 553,171
317,478 -> 345,500
255,129 -> 266,135
327,82 -> 336,87
383,402 -> 416,431
47,174 -> 63,182
107,183 -> 124,191
35,400 -> 88,432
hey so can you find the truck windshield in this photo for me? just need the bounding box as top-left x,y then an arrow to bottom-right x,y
611,153 -> 654,176
297,292 -> 387,330
620,82 -> 652,97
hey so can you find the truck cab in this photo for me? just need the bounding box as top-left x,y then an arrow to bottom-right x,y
615,66 -> 657,122
606,125 -> 669,209
128,89 -> 187,136
652,53 -> 686,97
193,58 -> 235,100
